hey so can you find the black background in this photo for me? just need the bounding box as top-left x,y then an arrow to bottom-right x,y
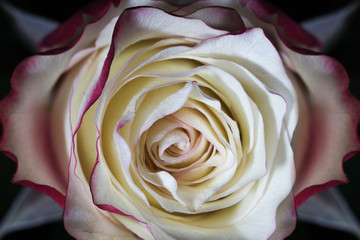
0,0 -> 359,239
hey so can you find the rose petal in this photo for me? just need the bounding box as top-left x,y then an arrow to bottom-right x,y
172,29 -> 298,137
64,152 -> 145,239
171,0 -> 320,51
0,54 -> 72,206
242,0 -> 321,51
285,50 -> 360,206
269,193 -> 296,240
232,128 -> 296,240
184,6 -> 246,32
110,7 -> 228,58
145,125 -> 296,240
39,0 -> 113,52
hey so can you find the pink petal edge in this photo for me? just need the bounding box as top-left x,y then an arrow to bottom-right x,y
1,150 -> 66,208
16,180 -> 66,208
293,54 -> 360,206
294,180 -> 345,208
98,204 -> 156,239
38,0 -> 116,53
241,0 -> 322,52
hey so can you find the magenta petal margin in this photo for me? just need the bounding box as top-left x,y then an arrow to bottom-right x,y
241,0 -> 321,52
39,0 -> 119,53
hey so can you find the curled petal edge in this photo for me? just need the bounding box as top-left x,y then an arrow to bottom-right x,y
39,0 -> 117,52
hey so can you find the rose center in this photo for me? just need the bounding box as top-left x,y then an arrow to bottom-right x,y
158,128 -> 190,160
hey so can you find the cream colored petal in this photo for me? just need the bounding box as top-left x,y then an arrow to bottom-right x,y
64,152 -> 145,240
171,28 -> 298,136
110,7 -> 227,58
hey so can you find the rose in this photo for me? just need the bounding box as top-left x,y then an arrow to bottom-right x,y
1,0 -> 359,239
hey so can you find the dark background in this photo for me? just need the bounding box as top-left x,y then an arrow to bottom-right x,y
0,0 -> 359,239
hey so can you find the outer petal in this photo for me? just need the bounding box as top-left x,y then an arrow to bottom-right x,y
183,6 -> 246,32
285,51 -> 360,207
241,0 -> 321,51
39,0 -> 115,52
39,0 -> 183,53
0,0 -> 125,206
64,150 -> 141,240
172,0 -> 320,51
269,193 -> 296,240
0,54 -> 72,207
0,0 -> 126,208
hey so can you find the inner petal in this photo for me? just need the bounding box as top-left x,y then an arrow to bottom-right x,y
158,128 -> 190,159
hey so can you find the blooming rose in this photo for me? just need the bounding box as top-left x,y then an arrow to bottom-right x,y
1,0 -> 359,239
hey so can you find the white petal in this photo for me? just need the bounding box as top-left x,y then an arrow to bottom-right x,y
111,7 -> 227,57
172,29 -> 298,137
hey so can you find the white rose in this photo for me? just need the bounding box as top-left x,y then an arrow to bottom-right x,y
1,1 -> 359,239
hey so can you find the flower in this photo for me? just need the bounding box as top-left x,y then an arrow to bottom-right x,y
0,0 -> 359,239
